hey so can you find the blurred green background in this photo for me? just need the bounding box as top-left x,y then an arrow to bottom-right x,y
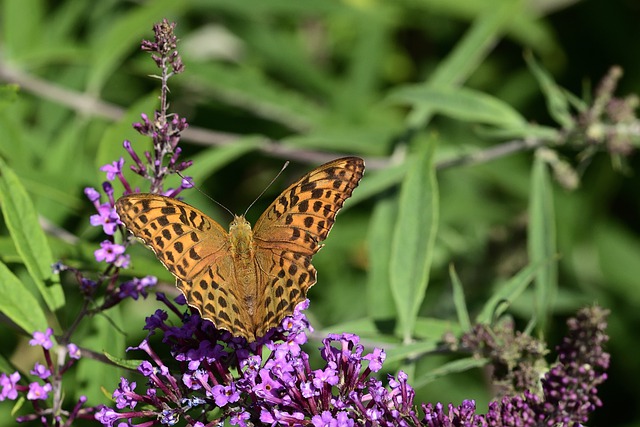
0,0 -> 639,425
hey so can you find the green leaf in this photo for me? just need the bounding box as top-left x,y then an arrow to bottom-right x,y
76,312 -> 125,402
413,316 -> 462,340
384,340 -> 439,364
388,85 -> 525,128
407,0 -> 520,128
0,353 -> 15,375
2,0 -> 44,57
367,194 -> 398,321
283,126 -> 395,154
528,154 -> 557,333
390,139 -> 439,342
525,52 -> 573,128
187,138 -> 262,184
413,357 -> 490,388
348,161 -> 407,208
103,351 -> 144,371
476,263 -> 538,324
0,158 -> 64,311
449,264 -> 471,331
595,222 -> 640,306
0,261 -> 48,333
0,84 -> 19,113
184,61 -> 322,131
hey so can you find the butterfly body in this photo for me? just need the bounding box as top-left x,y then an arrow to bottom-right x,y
115,157 -> 364,341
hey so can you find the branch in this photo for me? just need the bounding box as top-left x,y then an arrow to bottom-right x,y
0,60 -> 545,172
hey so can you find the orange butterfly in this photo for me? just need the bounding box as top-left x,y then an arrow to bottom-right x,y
115,157 -> 364,341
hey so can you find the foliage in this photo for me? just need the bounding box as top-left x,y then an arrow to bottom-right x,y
0,1 -> 638,425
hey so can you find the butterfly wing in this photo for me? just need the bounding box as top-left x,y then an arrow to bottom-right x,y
115,194 -> 251,338
251,156 -> 365,330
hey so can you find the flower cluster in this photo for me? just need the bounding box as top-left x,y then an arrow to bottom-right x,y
95,300 -> 609,427
0,329 -> 92,423
455,319 -> 548,398
65,16 -> 193,308
96,296 -> 433,426
423,306 -> 610,426
0,19 -> 193,425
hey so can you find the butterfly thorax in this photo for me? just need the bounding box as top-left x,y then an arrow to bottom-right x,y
228,215 -> 258,315
229,215 -> 254,256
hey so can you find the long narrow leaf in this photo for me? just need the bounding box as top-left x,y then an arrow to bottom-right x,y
367,194 -> 398,322
407,0 -> 520,128
388,85 -> 526,128
0,158 -> 63,311
0,261 -> 48,333
347,162 -> 407,207
413,357 -> 490,388
187,138 -> 262,184
528,153 -> 557,333
476,263 -> 538,324
390,139 -> 439,342
525,52 -> 573,128
450,264 -> 471,331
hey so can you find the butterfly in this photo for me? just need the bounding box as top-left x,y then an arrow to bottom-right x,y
115,157 -> 364,341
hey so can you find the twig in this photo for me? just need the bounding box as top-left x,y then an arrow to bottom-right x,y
0,60 -> 547,172
436,137 -> 545,171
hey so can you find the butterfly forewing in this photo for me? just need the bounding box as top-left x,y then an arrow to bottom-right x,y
253,156 -> 365,253
115,157 -> 364,342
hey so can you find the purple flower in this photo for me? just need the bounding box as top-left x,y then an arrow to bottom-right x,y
90,204 -> 121,235
51,261 -> 67,274
94,241 -> 126,264
312,363 -> 339,388
211,383 -> 240,407
312,411 -> 339,427
230,410 -> 250,426
113,253 -> 130,268
67,343 -> 81,360
84,187 -> 101,203
118,275 -> 157,300
144,309 -> 169,332
0,372 -> 20,401
29,328 -> 54,350
364,347 -> 386,372
100,158 -> 124,181
80,277 -> 97,294
26,382 -> 52,400
113,378 -> 137,409
30,363 -> 51,379
94,406 -> 122,426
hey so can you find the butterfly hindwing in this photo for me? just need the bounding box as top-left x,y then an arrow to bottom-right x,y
253,249 -> 316,336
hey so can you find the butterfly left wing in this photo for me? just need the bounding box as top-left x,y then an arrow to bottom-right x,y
115,194 -> 256,339
251,157 -> 365,329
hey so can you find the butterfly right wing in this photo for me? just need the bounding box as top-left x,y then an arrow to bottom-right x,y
115,194 -> 250,338
251,157 -> 364,332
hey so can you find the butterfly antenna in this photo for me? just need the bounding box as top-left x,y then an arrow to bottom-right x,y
176,171 -> 235,219
243,161 -> 290,217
